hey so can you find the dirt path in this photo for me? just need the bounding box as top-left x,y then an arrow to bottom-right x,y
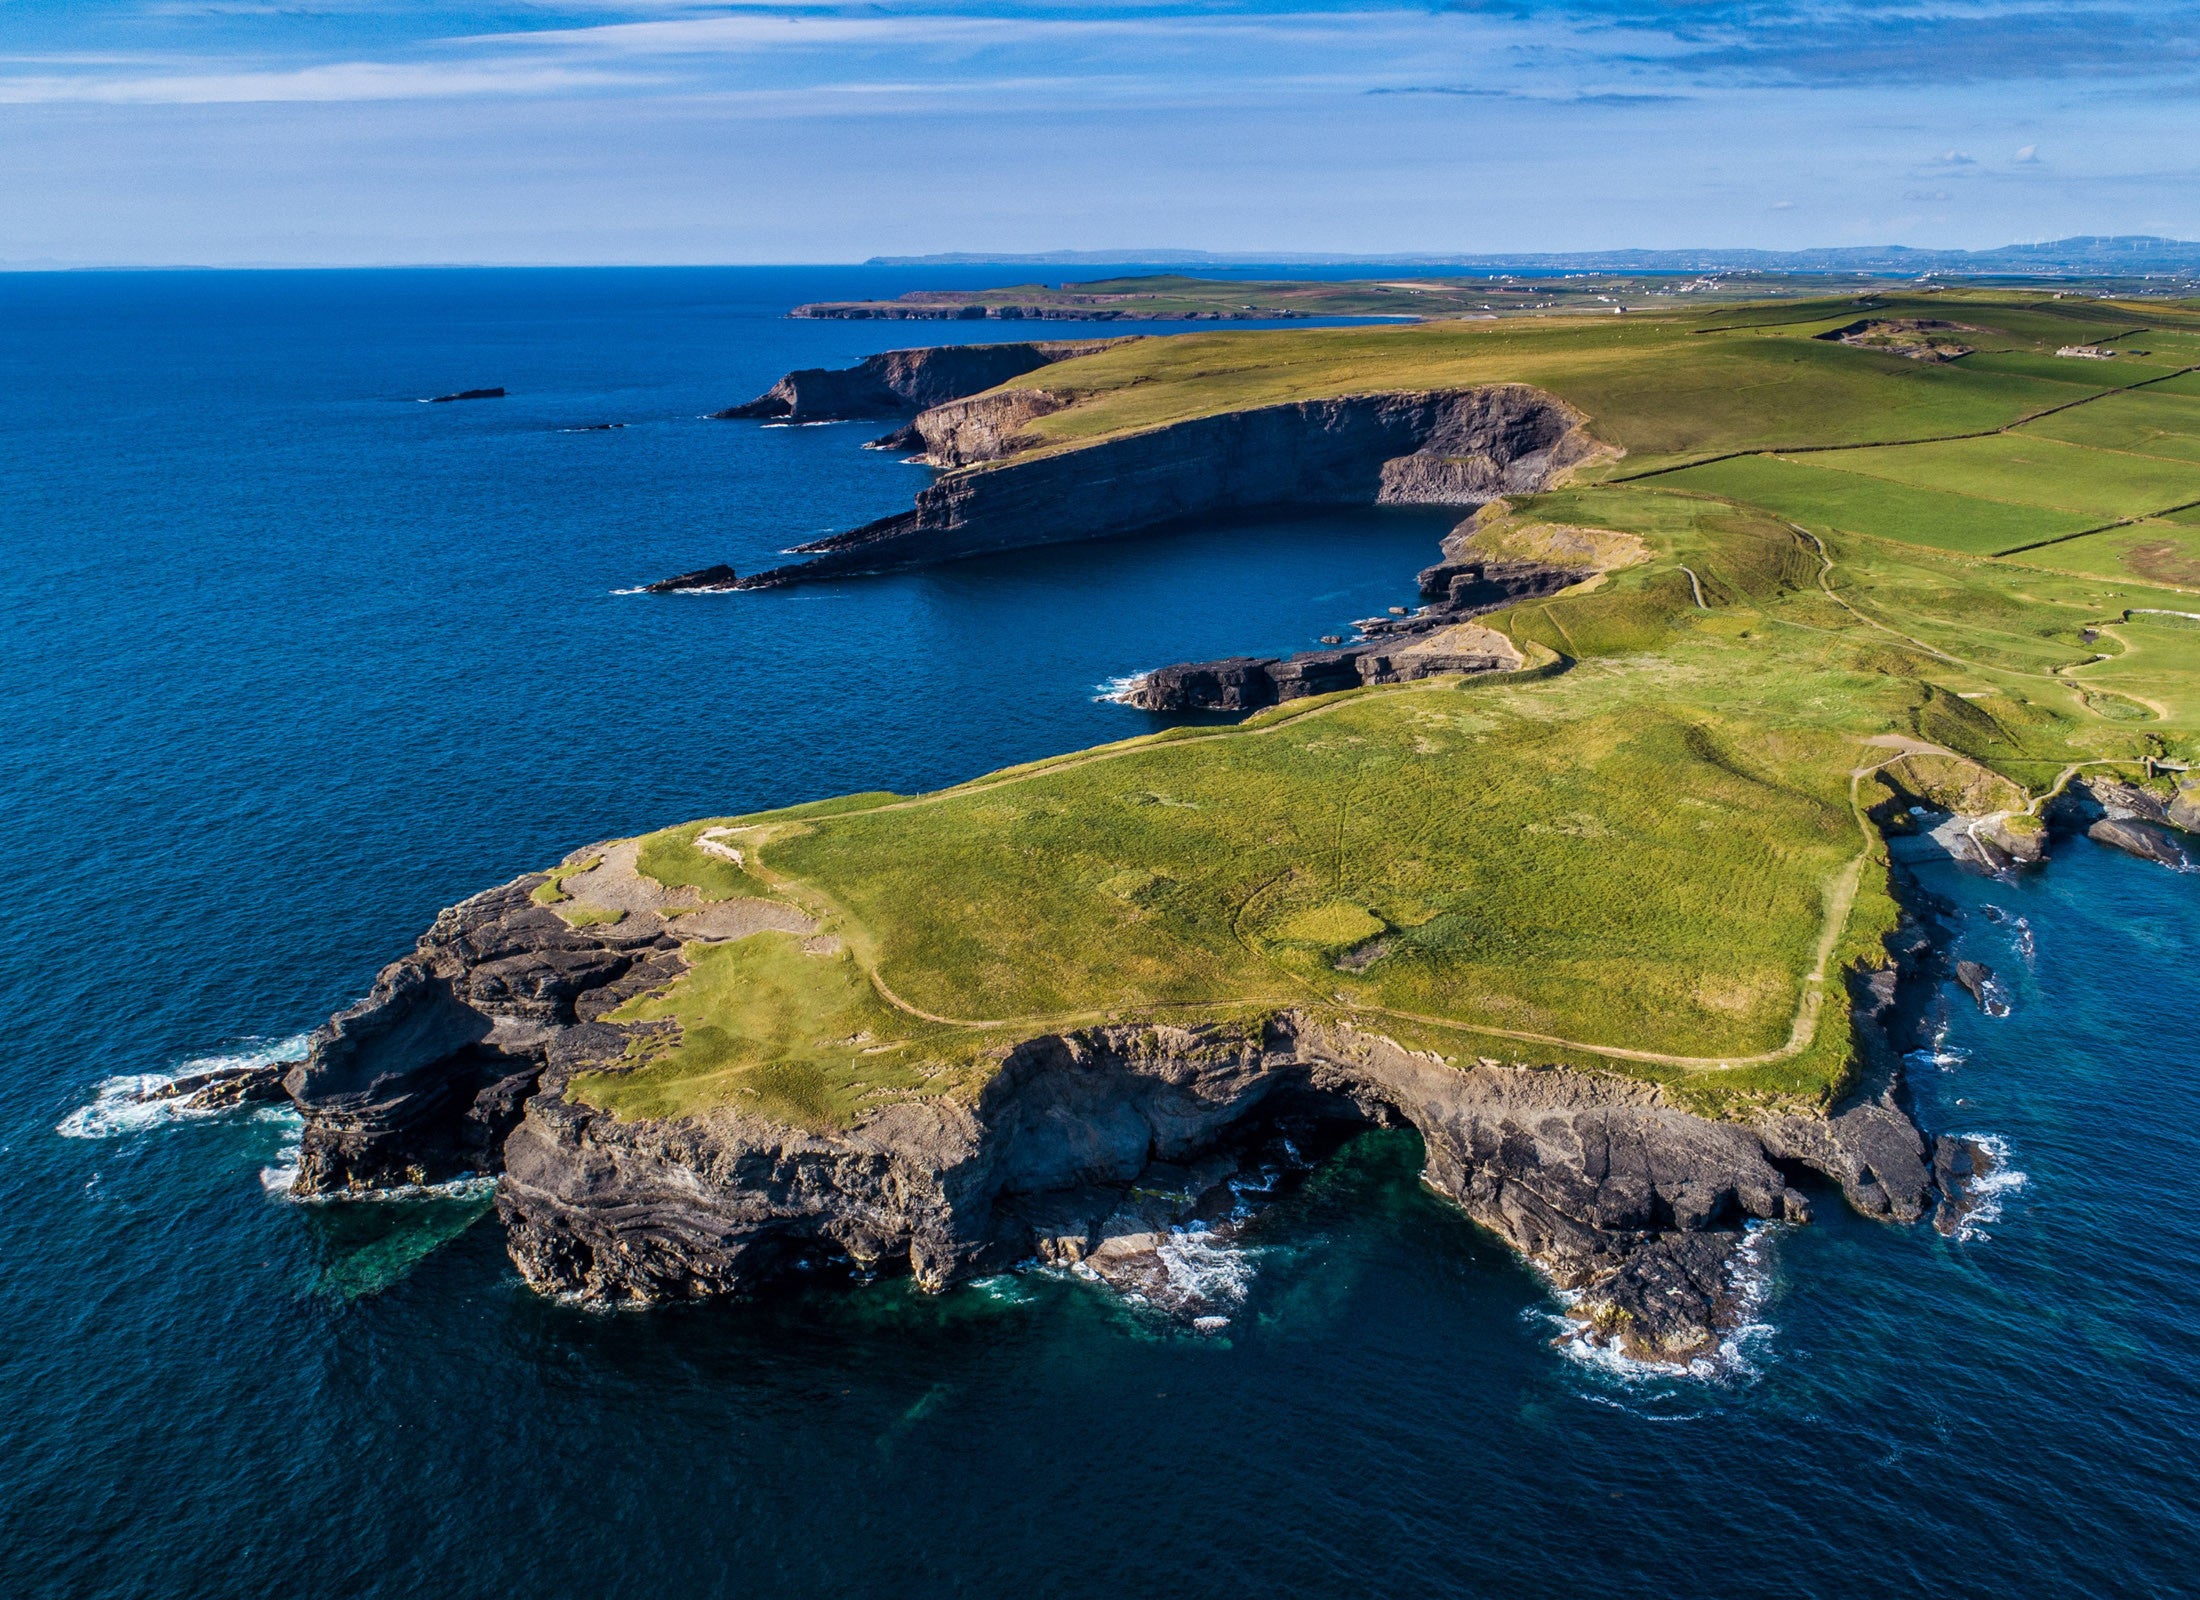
846,740 -> 1891,1073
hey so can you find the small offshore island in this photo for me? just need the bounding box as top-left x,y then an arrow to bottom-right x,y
247,280 -> 2200,1365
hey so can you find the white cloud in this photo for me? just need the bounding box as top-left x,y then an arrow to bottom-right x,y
0,60 -> 647,104
2014,143 -> 2040,162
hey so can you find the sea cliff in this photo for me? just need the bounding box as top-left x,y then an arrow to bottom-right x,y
730,383 -> 1602,588
284,870 -> 1940,1363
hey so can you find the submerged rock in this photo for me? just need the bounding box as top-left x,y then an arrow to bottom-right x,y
428,387 -> 505,403
1955,960 -> 2010,1017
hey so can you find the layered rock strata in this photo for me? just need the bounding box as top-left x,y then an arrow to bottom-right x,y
2053,772 -> 2199,870
1122,551 -> 1575,712
727,384 -> 1600,590
713,341 -> 1124,426
285,870 -> 1937,1364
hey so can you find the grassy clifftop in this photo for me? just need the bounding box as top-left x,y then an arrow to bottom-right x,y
563,295 -> 2200,1131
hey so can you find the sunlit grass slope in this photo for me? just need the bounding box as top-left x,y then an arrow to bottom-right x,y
568,293 -> 2200,1131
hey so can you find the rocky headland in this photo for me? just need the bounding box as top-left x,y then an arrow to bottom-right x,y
262,656 -> 2198,1364
718,379 -> 1603,590
280,862 -> 1950,1364
712,340 -> 1126,436
1120,531 -> 1584,711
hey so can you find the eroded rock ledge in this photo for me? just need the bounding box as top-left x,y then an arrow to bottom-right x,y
1121,537 -> 1580,712
713,340 -> 1125,430
723,383 -> 1602,590
284,867 -> 1942,1365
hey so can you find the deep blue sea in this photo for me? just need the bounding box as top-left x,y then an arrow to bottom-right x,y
4,268 -> 2197,1597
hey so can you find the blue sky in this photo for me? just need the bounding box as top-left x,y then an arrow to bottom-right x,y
3,1 -> 2196,263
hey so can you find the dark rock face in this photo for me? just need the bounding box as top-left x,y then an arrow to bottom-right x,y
134,1061 -> 294,1112
1123,556 -> 1576,712
2046,773 -> 2200,868
489,1015 -> 1835,1363
283,877 -> 683,1193
284,865 -> 1949,1364
2086,817 -> 2192,870
713,341 -> 1123,424
1129,656 -> 1290,713
737,384 -> 1598,590
643,564 -> 739,594
1932,1135 -> 1999,1235
1954,960 -> 2011,1016
429,387 -> 505,403
863,422 -> 925,452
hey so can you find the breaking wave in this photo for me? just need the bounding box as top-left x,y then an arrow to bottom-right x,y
1906,1015 -> 1971,1072
1546,1222 -> 1782,1389
1093,673 -> 1147,704
56,1034 -> 310,1140
261,1159 -> 499,1206
1949,1133 -> 2026,1243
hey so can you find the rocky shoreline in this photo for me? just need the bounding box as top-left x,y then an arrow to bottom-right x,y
733,383 -> 1603,590
267,852 -> 1913,1364
1120,542 -> 1579,711
669,341 -> 1606,594
247,753 -> 2200,1365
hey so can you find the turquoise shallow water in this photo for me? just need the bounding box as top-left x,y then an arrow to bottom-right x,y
4,269 -> 2198,1596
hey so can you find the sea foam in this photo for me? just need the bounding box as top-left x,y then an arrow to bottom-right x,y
1546,1221 -> 1781,1388
1949,1133 -> 2027,1243
56,1033 -> 311,1140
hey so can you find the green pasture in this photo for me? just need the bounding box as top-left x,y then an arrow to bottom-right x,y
2017,386 -> 2200,463
1008,313 -> 2119,471
1807,434 -> 2200,520
560,292 -> 2200,1134
1655,454 -> 2095,554
2000,522 -> 2200,589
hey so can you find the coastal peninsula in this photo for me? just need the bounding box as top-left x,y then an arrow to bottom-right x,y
275,284 -> 2200,1364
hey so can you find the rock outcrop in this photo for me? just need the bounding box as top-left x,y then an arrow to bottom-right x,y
2048,772 -> 2199,869
287,863 -> 1939,1365
644,564 -> 740,594
729,384 -> 1602,590
713,341 -> 1124,425
282,876 -> 686,1192
132,1060 -> 294,1112
1814,319 -> 1975,362
1121,544 -> 1576,713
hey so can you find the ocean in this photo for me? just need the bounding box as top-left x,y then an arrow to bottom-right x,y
4,267 -> 2196,1596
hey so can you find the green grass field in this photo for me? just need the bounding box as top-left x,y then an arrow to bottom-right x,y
560,291 -> 2200,1134
2001,521 -> 2200,589
2017,386 -> 2200,463
1657,454 -> 2097,554
1806,434 -> 2200,519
